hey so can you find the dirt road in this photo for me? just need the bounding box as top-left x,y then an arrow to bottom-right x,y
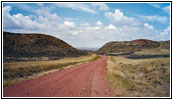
3,56 -> 115,97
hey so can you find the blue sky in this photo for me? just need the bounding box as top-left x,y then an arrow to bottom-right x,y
3,3 -> 170,48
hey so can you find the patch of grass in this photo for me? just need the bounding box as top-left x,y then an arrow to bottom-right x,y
134,48 -> 170,55
106,55 -> 170,97
3,54 -> 100,87
89,55 -> 101,62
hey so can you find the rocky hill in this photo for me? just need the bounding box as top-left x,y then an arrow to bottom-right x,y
97,39 -> 169,55
3,32 -> 87,62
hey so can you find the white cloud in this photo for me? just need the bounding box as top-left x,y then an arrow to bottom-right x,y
55,3 -> 109,13
144,23 -> 154,30
64,21 -> 76,27
105,24 -> 117,30
55,3 -> 96,13
139,15 -> 167,24
36,7 -> 61,22
3,6 -> 16,29
162,6 -> 170,14
105,9 -> 139,26
71,31 -> 81,35
161,26 -> 170,35
80,23 -> 90,27
148,3 -> 161,8
3,6 -> 41,30
157,26 -> 170,40
3,6 -> 11,13
96,20 -> 104,26
36,3 -> 44,7
91,3 -> 109,11
94,26 -> 101,30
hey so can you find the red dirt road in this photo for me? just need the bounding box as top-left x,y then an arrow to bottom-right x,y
3,56 -> 115,97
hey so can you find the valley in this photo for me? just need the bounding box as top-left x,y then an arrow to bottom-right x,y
3,31 -> 170,97
2,2 -> 171,98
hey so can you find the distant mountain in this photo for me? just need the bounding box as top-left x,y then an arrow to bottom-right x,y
3,32 -> 87,62
76,47 -> 99,51
97,39 -> 169,54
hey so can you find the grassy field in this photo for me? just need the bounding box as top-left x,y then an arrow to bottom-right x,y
3,54 -> 100,87
106,49 -> 170,97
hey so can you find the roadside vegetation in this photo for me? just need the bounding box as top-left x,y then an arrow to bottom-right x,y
3,54 -> 100,87
106,49 -> 170,97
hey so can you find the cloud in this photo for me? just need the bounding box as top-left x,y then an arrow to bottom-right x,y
91,3 -> 109,11
3,6 -> 11,13
3,6 -> 17,29
162,6 -> 170,14
3,5 -> 64,36
36,3 -> 44,7
96,20 -> 104,26
3,6 -> 41,30
160,26 -> 170,35
3,5 -> 169,48
35,7 -> 61,22
139,15 -> 167,24
157,26 -> 170,40
148,3 -> 161,8
105,24 -> 117,30
63,21 -> 76,27
55,3 -> 96,13
80,23 -> 90,27
55,3 -> 109,13
94,26 -> 101,30
144,23 -> 154,30
105,9 -> 140,26
148,3 -> 170,14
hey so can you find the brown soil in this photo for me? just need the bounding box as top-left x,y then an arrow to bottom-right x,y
3,56 -> 115,97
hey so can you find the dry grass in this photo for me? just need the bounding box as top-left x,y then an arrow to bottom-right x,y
106,54 -> 170,97
3,54 -> 100,87
134,48 -> 170,55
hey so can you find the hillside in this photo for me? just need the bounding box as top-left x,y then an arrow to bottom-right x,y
159,40 -> 170,49
97,39 -> 169,55
3,32 -> 87,62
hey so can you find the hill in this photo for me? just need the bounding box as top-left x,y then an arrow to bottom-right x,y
97,39 -> 169,55
159,40 -> 170,49
3,32 -> 87,62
